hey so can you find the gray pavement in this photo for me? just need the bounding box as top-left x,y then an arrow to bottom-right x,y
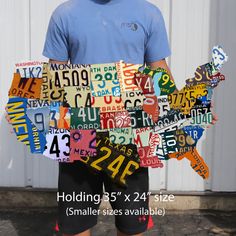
0,208 -> 235,236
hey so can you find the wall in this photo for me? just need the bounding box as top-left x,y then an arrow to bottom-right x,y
0,0 -> 235,191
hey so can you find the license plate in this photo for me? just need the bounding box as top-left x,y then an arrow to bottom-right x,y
91,80 -> 121,97
169,148 -> 209,179
121,90 -> 145,110
70,107 -> 100,129
138,147 -> 163,168
80,132 -> 140,186
159,130 -> 178,155
91,96 -> 125,112
100,111 -> 131,129
128,109 -> 154,128
155,110 -> 186,130
15,61 -> 43,78
109,128 -> 134,145
7,97 -> 46,154
134,73 -> 154,94
133,127 -> 152,147
64,86 -> 91,107
174,128 -> 196,154
158,72 -> 176,95
116,61 -> 141,92
26,99 -> 50,134
70,129 -> 97,161
182,126 -> 204,141
50,102 -> 71,129
168,84 -> 208,114
212,45 -> 228,70
189,113 -> 213,126
49,64 -> 91,87
91,63 -> 117,81
44,128 -> 70,161
158,95 -> 170,117
143,94 -> 159,122
9,73 -> 42,99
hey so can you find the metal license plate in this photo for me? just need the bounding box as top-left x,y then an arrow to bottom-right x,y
158,95 -> 170,117
128,110 -> 154,128
91,63 -> 117,81
64,86 -> 91,108
116,61 -> 141,92
134,73 -> 154,94
70,129 -> 97,161
80,133 -> 139,186
50,102 -> 71,129
15,61 -> 43,78
70,107 -> 100,129
26,99 -> 50,134
49,64 -> 91,87
9,73 -> 42,99
109,128 -> 134,145
138,147 -> 163,168
91,80 -> 121,97
6,96 -> 46,154
121,90 -> 145,110
44,128 -> 70,162
91,96 -> 125,113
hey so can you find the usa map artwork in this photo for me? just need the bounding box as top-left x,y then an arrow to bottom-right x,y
6,46 -> 228,186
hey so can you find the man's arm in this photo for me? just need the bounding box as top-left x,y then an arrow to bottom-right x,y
49,59 -> 68,64
148,58 -> 175,83
49,59 -> 175,83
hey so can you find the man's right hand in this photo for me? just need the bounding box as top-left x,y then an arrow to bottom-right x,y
5,106 -> 14,133
5,107 -> 11,123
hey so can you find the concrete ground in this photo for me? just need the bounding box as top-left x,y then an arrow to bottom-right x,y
0,208 -> 235,236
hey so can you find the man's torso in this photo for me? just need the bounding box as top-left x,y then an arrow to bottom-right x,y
53,0 -> 157,64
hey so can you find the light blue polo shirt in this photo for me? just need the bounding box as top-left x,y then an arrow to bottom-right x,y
43,0 -> 171,65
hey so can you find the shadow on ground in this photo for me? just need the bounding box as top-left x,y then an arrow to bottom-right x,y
0,208 -> 235,236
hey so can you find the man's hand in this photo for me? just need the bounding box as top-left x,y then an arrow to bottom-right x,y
148,59 -> 178,92
148,59 -> 174,82
208,101 -> 218,128
5,107 -> 10,123
5,106 -> 14,133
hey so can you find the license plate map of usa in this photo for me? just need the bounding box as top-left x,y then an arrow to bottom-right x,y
6,46 -> 228,186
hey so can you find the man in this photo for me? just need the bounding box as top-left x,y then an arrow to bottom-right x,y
43,0 -> 174,235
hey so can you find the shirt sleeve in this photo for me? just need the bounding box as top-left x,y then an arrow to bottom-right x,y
144,7 -> 171,63
42,12 -> 69,61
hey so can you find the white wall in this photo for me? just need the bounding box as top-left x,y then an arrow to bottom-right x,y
0,0 -> 235,191
207,0 -> 236,191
